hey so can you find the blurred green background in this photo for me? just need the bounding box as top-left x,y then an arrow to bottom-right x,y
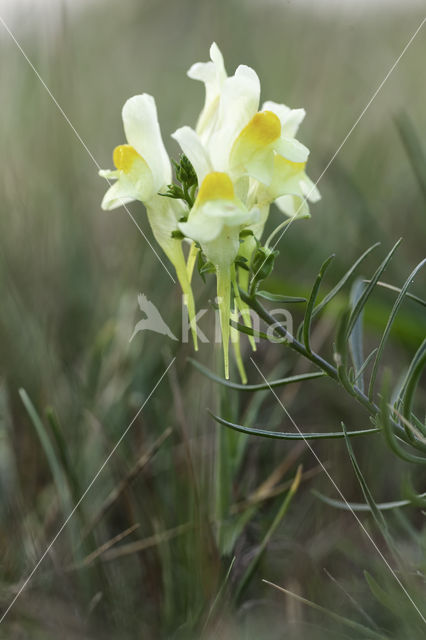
0,0 -> 425,638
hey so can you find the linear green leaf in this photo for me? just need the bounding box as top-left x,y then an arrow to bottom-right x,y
354,348 -> 378,384
349,279 -> 366,391
263,580 -> 388,640
256,291 -> 306,303
312,242 -> 380,318
230,321 -> 272,341
342,422 -> 388,534
401,344 -> 426,428
364,280 -> 426,308
346,239 -> 402,340
395,112 -> 426,202
188,358 -> 325,391
368,258 -> 426,399
303,254 -> 335,352
209,411 -> 380,440
19,389 -> 70,509
313,490 -> 426,511
236,467 -> 302,600
380,381 -> 426,464
396,338 -> 426,410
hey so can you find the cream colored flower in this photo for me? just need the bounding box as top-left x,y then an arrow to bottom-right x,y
173,43 -> 319,229
99,94 -> 198,348
179,172 -> 259,378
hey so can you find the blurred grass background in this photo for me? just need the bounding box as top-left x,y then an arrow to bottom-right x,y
0,0 -> 425,638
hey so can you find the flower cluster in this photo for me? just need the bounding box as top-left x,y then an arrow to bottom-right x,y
100,43 -> 320,380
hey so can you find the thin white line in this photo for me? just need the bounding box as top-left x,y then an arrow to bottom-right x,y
0,15 -> 176,283
249,356 -> 426,625
0,358 -> 176,624
253,17 -> 426,282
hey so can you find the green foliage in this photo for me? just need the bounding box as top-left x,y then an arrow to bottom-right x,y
160,154 -> 198,208
1,2 -> 426,638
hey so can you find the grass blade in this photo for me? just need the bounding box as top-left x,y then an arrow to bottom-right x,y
263,579 -> 388,639
235,466 -> 302,600
395,112 -> 426,202
313,491 -> 426,511
19,389 -> 70,510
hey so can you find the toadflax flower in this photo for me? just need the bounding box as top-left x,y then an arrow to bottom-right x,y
99,43 -> 320,381
178,171 -> 260,378
172,42 -> 319,223
99,94 -> 198,348
170,43 -> 320,376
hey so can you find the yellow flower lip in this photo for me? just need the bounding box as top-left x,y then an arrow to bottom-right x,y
196,172 -> 235,205
274,154 -> 306,174
237,110 -> 281,147
113,144 -> 142,173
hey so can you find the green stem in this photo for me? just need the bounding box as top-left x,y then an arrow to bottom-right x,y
231,264 -> 256,351
217,264 -> 232,380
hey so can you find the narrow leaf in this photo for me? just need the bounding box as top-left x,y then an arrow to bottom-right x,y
209,411 -> 380,440
19,389 -> 70,509
263,580 -> 388,639
257,291 -> 306,303
345,239 -> 402,340
341,422 -> 388,535
349,279 -> 366,391
313,242 -> 380,317
189,358 -> 325,391
364,571 -> 402,618
313,491 -> 426,511
235,466 -> 302,600
303,254 -> 335,351
395,112 -> 426,202
380,380 -> 426,464
354,348 -> 378,384
364,280 -> 426,309
368,259 -> 426,399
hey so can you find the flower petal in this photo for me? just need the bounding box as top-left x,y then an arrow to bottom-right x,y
122,94 -> 171,194
300,174 -> 321,202
99,169 -> 119,180
275,194 -> 310,218
203,201 -> 260,227
274,137 -> 309,163
262,101 -> 306,138
209,65 -> 261,170
262,155 -> 306,201
145,194 -> 186,255
230,110 -> 281,184
188,42 -> 227,139
179,214 -> 224,244
100,176 -> 140,210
